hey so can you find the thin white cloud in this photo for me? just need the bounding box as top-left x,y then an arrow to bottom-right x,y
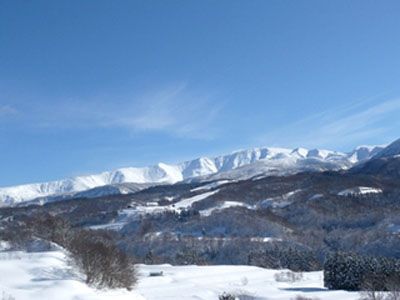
22,84 -> 223,140
258,97 -> 400,150
0,105 -> 17,117
317,99 -> 400,137
110,84 -> 223,139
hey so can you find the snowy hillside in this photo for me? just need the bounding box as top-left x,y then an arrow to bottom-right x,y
0,144 -> 384,205
0,249 -> 144,300
0,248 -> 360,300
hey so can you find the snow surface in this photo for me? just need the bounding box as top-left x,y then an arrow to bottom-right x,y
372,138 -> 400,159
190,180 -> 232,192
387,223 -> 400,234
0,248 -> 360,300
0,250 -> 144,300
258,189 -> 302,209
170,190 -> 219,210
0,144 -> 385,205
338,186 -> 383,196
348,145 -> 386,162
309,194 -> 324,200
137,264 -> 359,300
200,201 -> 250,216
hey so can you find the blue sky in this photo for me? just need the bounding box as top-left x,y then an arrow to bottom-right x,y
1,0 -> 400,186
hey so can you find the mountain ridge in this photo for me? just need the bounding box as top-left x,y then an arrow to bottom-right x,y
0,143 -> 387,205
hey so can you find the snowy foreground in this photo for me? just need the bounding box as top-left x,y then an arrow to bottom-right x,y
0,250 -> 359,300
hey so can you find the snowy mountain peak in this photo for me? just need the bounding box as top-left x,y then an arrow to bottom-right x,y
181,157 -> 218,178
291,148 -> 309,158
372,139 -> 400,159
306,149 -> 339,160
347,145 -> 386,162
0,142 -> 390,206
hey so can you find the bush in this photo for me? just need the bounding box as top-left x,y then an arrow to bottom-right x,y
359,273 -> 400,300
218,291 -> 258,300
68,230 -> 137,290
274,271 -> 303,282
237,294 -> 258,300
358,290 -> 386,300
292,296 -> 320,300
219,293 -> 236,300
3,214 -> 137,290
385,274 -> 400,300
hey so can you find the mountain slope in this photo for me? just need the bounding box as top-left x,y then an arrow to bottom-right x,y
349,139 -> 400,178
371,138 -> 400,159
0,144 -> 384,205
350,156 -> 400,179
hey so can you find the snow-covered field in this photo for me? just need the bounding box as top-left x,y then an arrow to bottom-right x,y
0,249 -> 359,300
0,250 -> 144,300
137,265 -> 359,300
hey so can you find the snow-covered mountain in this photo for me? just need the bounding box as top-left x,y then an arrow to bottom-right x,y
347,145 -> 386,162
371,138 -> 400,159
20,182 -> 155,207
349,139 -> 400,178
0,144 -> 386,205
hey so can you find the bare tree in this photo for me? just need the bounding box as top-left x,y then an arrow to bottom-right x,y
67,230 -> 137,290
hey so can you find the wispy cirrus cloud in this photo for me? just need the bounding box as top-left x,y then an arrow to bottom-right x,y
258,97 -> 400,150
16,83 -> 224,140
110,84 -> 223,139
0,105 -> 18,118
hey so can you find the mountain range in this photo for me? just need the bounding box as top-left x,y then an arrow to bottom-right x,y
2,138 -> 400,269
1,140 -> 397,206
